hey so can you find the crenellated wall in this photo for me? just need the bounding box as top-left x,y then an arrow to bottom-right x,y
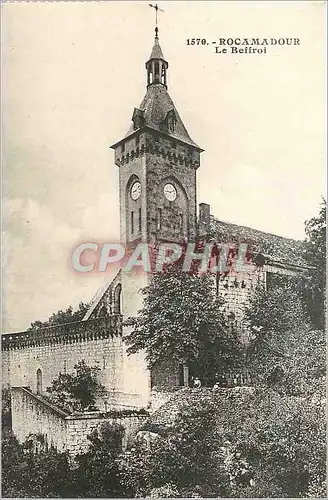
2,316 -> 131,410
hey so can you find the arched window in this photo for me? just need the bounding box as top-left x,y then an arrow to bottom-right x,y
154,62 -> 159,82
36,369 -> 43,395
113,284 -> 122,315
166,110 -> 177,133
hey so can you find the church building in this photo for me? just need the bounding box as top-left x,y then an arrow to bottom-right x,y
1,26 -> 307,455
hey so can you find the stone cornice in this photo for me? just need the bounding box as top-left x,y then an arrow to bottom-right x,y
115,136 -> 200,170
1,315 -> 122,351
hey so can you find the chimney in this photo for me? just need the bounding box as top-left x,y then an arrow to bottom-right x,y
198,203 -> 211,236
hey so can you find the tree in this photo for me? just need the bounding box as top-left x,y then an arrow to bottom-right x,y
46,360 -> 106,412
119,387 -> 326,498
1,431 -> 73,498
244,278 -> 325,396
2,387 -> 12,432
28,301 -> 89,330
73,421 -> 126,498
125,264 -> 243,385
303,199 -> 326,329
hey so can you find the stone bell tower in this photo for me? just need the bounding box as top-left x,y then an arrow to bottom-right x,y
110,27 -> 203,402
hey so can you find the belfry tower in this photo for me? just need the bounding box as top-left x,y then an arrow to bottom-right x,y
111,27 -> 203,246
110,27 -> 203,403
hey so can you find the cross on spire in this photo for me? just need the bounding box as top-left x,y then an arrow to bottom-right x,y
149,3 -> 164,38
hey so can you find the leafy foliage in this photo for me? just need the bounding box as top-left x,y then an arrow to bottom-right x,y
73,422 -> 126,498
46,360 -> 106,412
28,301 -> 89,330
2,388 -> 12,431
119,388 -> 326,498
302,199 -> 326,329
1,431 -> 73,498
125,264 -> 243,385
244,278 -> 325,395
3,386 -> 325,498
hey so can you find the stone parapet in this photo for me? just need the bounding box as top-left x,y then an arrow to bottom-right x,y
2,315 -> 122,351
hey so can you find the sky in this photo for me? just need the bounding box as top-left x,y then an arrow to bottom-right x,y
2,0 -> 326,332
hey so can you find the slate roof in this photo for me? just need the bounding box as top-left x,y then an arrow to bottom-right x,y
125,84 -> 201,149
211,216 -> 307,268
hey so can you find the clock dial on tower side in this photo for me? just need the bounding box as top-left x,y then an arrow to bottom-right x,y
130,181 -> 141,200
164,183 -> 177,201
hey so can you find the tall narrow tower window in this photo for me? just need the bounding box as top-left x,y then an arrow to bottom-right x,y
157,208 -> 162,230
131,211 -> 134,234
180,214 -> 184,230
138,208 -> 142,232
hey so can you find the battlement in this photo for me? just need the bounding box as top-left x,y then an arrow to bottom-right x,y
1,315 -> 122,351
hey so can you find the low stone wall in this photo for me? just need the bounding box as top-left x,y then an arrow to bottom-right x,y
11,387 -> 148,456
65,411 -> 147,454
12,387 -> 68,451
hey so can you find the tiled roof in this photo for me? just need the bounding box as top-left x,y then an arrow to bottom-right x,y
125,84 -> 201,150
211,217 -> 307,268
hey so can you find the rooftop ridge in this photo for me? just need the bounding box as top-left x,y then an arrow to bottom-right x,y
212,216 -> 304,243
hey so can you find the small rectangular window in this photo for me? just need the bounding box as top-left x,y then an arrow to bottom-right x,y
136,134 -> 140,145
138,208 -> 142,232
131,211 -> 134,233
171,140 -> 177,149
121,142 -> 125,153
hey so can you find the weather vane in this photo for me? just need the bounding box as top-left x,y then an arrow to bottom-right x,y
149,3 -> 164,29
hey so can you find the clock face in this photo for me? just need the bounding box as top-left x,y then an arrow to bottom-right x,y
164,183 -> 177,201
130,181 -> 141,200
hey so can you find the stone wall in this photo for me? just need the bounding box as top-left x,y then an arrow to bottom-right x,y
11,387 -> 148,456
218,261 -> 299,340
3,335 -> 124,409
11,387 -> 68,452
65,412 -> 147,455
114,131 -> 200,245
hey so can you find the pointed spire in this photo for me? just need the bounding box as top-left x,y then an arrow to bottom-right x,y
149,28 -> 165,60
